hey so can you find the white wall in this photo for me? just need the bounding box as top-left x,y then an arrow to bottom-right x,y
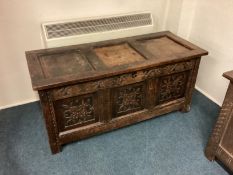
177,0 -> 233,105
162,0 -> 183,34
1,0 -> 230,109
0,0 -> 168,109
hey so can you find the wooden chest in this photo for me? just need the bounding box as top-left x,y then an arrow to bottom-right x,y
26,31 -> 208,154
205,70 -> 233,172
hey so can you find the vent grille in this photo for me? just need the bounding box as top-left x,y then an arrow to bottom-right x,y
43,13 -> 153,39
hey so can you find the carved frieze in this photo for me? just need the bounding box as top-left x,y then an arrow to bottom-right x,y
51,60 -> 194,100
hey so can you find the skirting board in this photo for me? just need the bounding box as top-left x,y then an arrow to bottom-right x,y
195,85 -> 221,106
0,86 -> 220,110
0,98 -> 39,110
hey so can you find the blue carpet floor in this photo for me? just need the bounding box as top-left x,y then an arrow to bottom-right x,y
0,90 -> 229,175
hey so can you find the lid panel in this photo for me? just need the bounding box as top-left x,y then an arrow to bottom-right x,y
138,36 -> 192,59
94,43 -> 146,67
39,51 -> 94,78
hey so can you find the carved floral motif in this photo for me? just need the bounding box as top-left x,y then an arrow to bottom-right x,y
62,97 -> 94,128
159,72 -> 188,103
116,85 -> 144,115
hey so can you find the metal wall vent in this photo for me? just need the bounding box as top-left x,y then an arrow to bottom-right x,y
43,13 -> 153,39
42,12 -> 155,48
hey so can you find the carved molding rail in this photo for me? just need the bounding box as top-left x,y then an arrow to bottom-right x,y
51,60 -> 195,100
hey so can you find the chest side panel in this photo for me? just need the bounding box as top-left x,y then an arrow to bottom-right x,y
219,84 -> 233,156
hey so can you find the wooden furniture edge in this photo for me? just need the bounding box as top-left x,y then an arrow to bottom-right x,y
223,70 -> 233,82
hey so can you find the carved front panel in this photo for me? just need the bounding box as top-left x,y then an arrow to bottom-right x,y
54,93 -> 98,131
158,72 -> 188,103
113,83 -> 145,117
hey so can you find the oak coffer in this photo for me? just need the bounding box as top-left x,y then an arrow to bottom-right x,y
26,31 -> 208,154
205,70 -> 233,172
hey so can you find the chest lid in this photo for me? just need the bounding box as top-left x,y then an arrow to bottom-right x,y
26,31 -> 208,90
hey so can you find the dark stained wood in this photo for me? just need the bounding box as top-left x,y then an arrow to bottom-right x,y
26,31 -> 208,154
38,50 -> 94,78
53,93 -> 99,132
157,71 -> 189,104
205,71 -> 233,173
38,91 -> 61,154
223,70 -> 233,82
146,78 -> 158,108
181,58 -> 201,112
112,82 -> 146,118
